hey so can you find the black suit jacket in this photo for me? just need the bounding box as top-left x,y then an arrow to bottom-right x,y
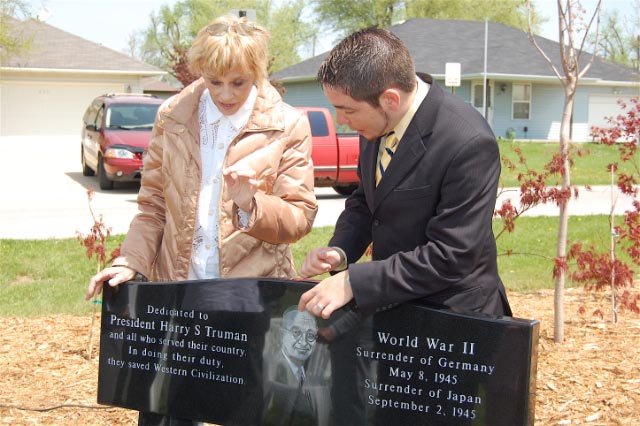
330,74 -> 511,317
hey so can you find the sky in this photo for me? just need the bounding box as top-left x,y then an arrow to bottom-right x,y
24,0 -> 181,54
23,0 -> 639,56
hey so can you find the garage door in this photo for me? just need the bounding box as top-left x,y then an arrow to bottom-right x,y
1,81 -> 123,136
588,94 -> 635,130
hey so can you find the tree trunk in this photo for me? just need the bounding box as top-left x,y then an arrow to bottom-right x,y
554,202 -> 568,343
553,84 -> 576,343
526,0 -> 603,344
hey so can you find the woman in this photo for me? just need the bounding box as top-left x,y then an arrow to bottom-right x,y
86,15 -> 317,425
87,14 -> 316,294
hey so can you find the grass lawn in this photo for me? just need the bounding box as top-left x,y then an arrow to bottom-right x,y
0,215 -> 626,317
497,140 -> 636,187
1,140 -> 635,317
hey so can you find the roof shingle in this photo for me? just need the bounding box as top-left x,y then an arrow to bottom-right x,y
4,18 -> 163,74
271,18 -> 639,83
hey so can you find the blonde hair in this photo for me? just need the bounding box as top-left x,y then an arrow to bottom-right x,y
188,15 -> 270,82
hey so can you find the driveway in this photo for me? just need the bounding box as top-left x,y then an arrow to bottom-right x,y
0,135 -> 636,239
0,135 -> 347,239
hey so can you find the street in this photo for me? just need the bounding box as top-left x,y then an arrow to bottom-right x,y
0,135 -> 637,239
0,136 -> 347,239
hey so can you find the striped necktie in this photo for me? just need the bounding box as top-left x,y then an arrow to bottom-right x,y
376,132 -> 399,185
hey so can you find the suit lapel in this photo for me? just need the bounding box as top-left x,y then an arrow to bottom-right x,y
371,75 -> 442,211
372,128 -> 426,210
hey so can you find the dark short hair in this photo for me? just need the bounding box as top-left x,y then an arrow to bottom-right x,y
317,27 -> 416,107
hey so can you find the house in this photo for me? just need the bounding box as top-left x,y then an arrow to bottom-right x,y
0,19 -> 169,136
270,18 -> 640,142
141,77 -> 181,99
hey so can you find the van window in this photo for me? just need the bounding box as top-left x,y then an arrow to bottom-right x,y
95,107 -> 104,130
307,111 -> 329,137
83,104 -> 99,126
107,104 -> 160,129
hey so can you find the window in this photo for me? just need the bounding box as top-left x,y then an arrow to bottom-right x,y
307,111 -> 329,137
473,84 -> 492,108
83,103 -> 100,127
108,104 -> 160,129
95,107 -> 104,130
512,83 -> 531,119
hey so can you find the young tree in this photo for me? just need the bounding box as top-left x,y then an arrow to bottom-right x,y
526,0 -> 603,343
77,189 -> 121,359
312,0 -> 544,41
140,1 -> 195,86
408,0 -> 544,32
139,0 -> 319,86
267,0 -> 318,72
312,0 -> 401,37
187,0 -> 318,73
569,99 -> 640,321
0,0 -> 33,63
122,30 -> 145,60
588,7 -> 640,69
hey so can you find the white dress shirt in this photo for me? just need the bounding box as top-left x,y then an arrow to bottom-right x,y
188,86 -> 257,280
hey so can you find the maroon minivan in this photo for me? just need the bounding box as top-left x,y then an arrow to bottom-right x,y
80,93 -> 164,190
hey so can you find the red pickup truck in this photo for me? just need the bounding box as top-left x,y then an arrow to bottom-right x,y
297,107 -> 360,195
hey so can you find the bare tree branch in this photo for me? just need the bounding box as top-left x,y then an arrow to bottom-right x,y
576,0 -> 602,80
527,0 -> 563,81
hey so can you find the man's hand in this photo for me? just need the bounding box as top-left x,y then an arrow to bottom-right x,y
86,266 -> 135,300
223,166 -> 258,212
298,270 -> 353,319
300,247 -> 344,278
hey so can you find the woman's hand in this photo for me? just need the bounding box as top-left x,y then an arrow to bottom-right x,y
86,265 -> 136,300
223,166 -> 258,212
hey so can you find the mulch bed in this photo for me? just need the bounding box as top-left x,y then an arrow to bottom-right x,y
1,288 -> 638,425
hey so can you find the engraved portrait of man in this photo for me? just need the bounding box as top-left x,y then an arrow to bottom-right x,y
281,306 -> 318,381
263,306 -> 332,426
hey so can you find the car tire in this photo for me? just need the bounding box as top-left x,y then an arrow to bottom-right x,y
81,147 -> 95,176
332,184 -> 358,196
98,155 -> 114,190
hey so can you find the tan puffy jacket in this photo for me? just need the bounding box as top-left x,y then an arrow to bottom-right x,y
114,78 -> 317,281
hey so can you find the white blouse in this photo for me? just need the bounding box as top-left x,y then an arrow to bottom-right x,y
188,86 -> 257,280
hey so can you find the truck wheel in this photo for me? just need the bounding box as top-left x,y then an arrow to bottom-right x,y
81,147 -> 95,176
98,155 -> 114,190
332,184 -> 358,196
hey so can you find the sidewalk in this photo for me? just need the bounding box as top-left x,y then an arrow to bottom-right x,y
495,184 -> 637,217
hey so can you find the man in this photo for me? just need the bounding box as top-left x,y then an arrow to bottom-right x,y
263,307 -> 329,426
280,307 -> 319,377
298,27 -> 511,319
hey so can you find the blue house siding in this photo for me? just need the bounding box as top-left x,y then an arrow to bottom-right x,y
280,78 -> 562,140
437,79 -> 472,101
480,82 -> 639,142
276,77 -> 638,142
529,83 -> 565,141
489,81 -> 512,139
279,81 -> 328,108
489,82 -> 582,141
271,19 -> 638,143
279,77 -> 478,130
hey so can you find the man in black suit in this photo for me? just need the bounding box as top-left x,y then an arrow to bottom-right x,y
298,27 -> 511,319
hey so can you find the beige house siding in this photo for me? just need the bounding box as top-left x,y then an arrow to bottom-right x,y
1,19 -> 166,136
0,71 -> 140,135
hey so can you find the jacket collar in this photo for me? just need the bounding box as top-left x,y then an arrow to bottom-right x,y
159,78 -> 286,134
204,85 -> 257,131
363,73 -> 441,211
